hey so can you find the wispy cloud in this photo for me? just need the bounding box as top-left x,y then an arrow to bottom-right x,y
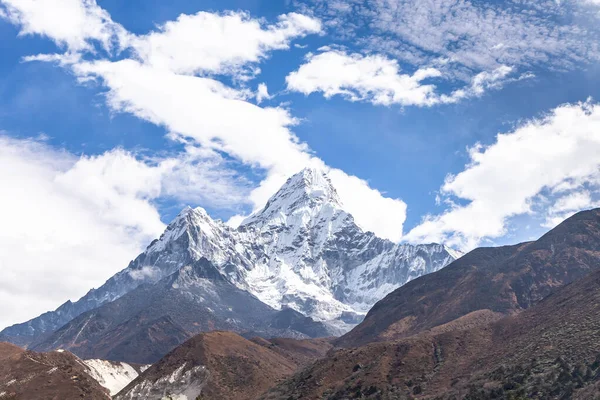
295,0 -> 600,81
0,0 -> 127,51
542,190 -> 600,228
286,50 -> 520,106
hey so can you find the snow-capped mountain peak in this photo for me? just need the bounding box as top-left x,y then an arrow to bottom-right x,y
242,167 -> 344,230
286,167 -> 342,206
147,206 -> 230,257
2,168 -> 460,345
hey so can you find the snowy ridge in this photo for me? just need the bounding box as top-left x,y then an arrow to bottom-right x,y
2,168 -> 461,343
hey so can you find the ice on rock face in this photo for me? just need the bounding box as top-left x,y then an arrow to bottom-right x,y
242,167 -> 343,228
2,167 -> 461,342
234,167 -> 459,322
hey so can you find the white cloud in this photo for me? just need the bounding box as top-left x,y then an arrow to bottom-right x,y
286,50 -> 442,106
129,11 -> 321,78
3,1 -> 409,242
543,190 -> 600,228
0,0 -> 126,51
329,168 -> 407,239
286,50 -> 517,106
298,0 -> 600,73
0,135 -> 251,329
0,137 -> 162,329
159,145 -> 252,208
440,66 -> 515,103
405,100 -> 600,249
256,83 -> 272,104
128,266 -> 161,281
74,58 -> 311,171
70,58 -> 408,241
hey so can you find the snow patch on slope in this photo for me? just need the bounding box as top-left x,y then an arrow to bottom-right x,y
84,359 -> 147,395
115,363 -> 208,400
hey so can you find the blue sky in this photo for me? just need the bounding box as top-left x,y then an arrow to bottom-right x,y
1,0 -> 600,327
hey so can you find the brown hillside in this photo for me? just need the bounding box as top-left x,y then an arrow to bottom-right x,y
339,208 -> 600,347
116,331 -> 333,400
263,265 -> 600,399
0,344 -> 109,400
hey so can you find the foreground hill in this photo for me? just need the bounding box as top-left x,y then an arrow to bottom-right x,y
115,331 -> 333,400
338,208 -> 600,347
0,342 -> 110,399
263,266 -> 600,399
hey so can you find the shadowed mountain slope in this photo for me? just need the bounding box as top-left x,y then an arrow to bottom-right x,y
32,258 -> 332,364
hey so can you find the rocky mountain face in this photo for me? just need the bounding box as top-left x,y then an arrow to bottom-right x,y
83,359 -> 150,396
32,258 -> 333,363
1,168 -> 459,348
109,214 -> 600,400
69,207 -> 600,400
238,169 -> 460,323
114,331 -> 333,400
338,208 -> 600,347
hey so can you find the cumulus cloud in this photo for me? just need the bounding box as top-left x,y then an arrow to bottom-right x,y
286,50 -> 442,106
405,100 -> 600,250
129,11 -> 321,78
69,57 -> 408,241
329,169 -> 407,239
0,137 -> 161,328
0,0 -> 127,51
286,50 -> 518,106
0,135 -> 251,329
256,83 -> 272,104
